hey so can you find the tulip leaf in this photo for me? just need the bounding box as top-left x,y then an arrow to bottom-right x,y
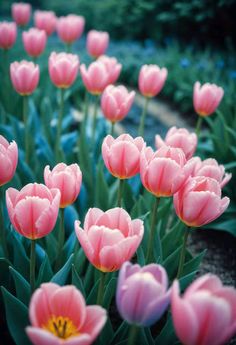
9,266 -> 30,306
99,317 -> 114,345
137,244 -> 145,265
0,257 -> 11,289
86,278 -> 100,305
153,222 -> 163,263
51,254 -> 73,285
204,219 -> 236,237
103,277 -> 117,309
95,160 -> 110,210
36,252 -> 53,287
72,264 -> 86,298
179,270 -> 198,291
84,264 -> 95,294
182,249 -> 206,276
162,220 -> 185,259
12,232 -> 30,280
162,245 -> 182,280
155,313 -> 178,345
111,321 -> 129,345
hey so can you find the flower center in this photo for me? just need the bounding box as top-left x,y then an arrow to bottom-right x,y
43,316 -> 79,339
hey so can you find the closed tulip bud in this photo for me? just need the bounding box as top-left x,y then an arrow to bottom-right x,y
22,28 -> 47,58
87,30 -> 109,58
97,55 -> 122,84
139,64 -> 167,98
10,60 -> 39,95
48,52 -> 79,89
75,208 -> 144,272
80,61 -> 109,95
155,126 -> 197,160
34,10 -> 57,36
44,163 -> 82,208
193,81 -> 224,116
101,85 -> 135,123
102,134 -> 145,179
0,135 -> 18,186
174,176 -> 229,227
6,183 -> 60,239
57,14 -> 85,44
171,275 -> 236,345
11,2 -> 31,26
0,22 -> 17,50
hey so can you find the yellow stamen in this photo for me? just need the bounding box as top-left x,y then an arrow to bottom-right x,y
43,316 -> 79,339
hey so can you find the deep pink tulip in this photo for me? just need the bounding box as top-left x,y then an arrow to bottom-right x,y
116,262 -> 170,326
102,134 -> 145,179
22,28 -> 47,58
44,163 -> 82,208
26,282 -> 107,345
172,275 -> 236,345
101,85 -> 135,123
174,176 -> 229,227
6,183 -> 60,239
57,14 -> 85,44
11,2 -> 31,26
87,30 -> 109,58
75,208 -> 144,272
34,10 -> 57,36
97,55 -> 122,84
80,61 -> 110,95
140,146 -> 187,197
49,52 -> 79,88
0,22 -> 17,50
10,60 -> 39,95
138,64 -> 168,98
155,126 -> 197,160
193,81 -> 224,116
0,135 -> 18,187
184,157 -> 232,188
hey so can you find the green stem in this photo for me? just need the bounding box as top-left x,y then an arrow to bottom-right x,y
117,179 -> 125,207
23,95 -> 29,164
66,43 -> 72,53
195,116 -> 203,138
32,56 -> 37,64
146,197 -> 160,263
30,240 -> 36,293
111,122 -> 115,136
83,91 -> 89,124
127,325 -> 139,345
176,227 -> 191,279
96,271 -> 106,305
0,188 -> 8,258
55,88 -> 65,162
138,97 -> 149,137
92,95 -> 99,146
55,208 -> 65,271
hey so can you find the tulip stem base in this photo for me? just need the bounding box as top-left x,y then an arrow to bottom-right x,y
127,325 -> 139,345
96,271 -> 106,306
177,227 -> 191,279
138,97 -> 149,137
0,188 -> 8,258
55,208 -> 65,271
55,88 -> 65,162
195,117 -> 203,138
30,239 -> 36,293
23,95 -> 30,164
117,179 -> 125,207
146,196 -> 160,263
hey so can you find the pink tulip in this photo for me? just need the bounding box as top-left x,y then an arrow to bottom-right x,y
26,282 -> 107,345
0,135 -> 18,186
87,30 -> 109,58
174,176 -> 229,227
171,275 -> 236,345
57,14 -> 85,44
0,22 -> 17,50
6,183 -> 60,239
193,81 -> 224,116
116,262 -> 170,326
44,163 -> 82,208
140,146 -> 187,197
101,85 -> 135,123
10,60 -> 39,95
80,61 -> 110,95
49,52 -> 79,89
22,28 -> 47,58
184,157 -> 232,188
97,55 -> 122,84
34,10 -> 57,36
11,2 -> 31,26
138,64 -> 168,98
102,134 -> 145,179
155,126 -> 197,160
75,208 -> 144,272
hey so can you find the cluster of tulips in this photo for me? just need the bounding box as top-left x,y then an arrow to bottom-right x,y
0,2 -> 236,345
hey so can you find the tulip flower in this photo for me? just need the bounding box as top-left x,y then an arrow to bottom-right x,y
57,14 -> 85,45
22,28 -> 47,58
0,135 -> 18,187
11,2 -> 31,26
87,30 -> 109,58
34,10 -> 57,36
171,275 -> 236,345
10,60 -> 39,95
155,126 -> 197,160
0,22 -> 17,50
80,61 -> 109,95
26,282 -> 107,345
97,55 -> 122,85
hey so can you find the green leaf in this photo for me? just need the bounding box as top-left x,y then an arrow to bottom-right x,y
111,321 -> 129,345
103,277 -> 117,309
153,222 -> 163,263
12,232 -> 30,280
72,264 -> 86,298
51,254 -> 73,285
0,257 -> 11,289
36,252 -> 53,287
182,250 -> 206,276
204,219 -> 236,236
86,278 -> 100,305
162,221 -> 185,259
163,245 -> 182,280
84,264 -> 95,294
9,266 -> 30,305
179,270 -> 198,291
95,160 -> 109,210
155,314 -> 178,345
99,317 -> 114,345
137,244 -> 145,265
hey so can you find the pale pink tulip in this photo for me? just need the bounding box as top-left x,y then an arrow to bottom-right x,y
174,176 -> 229,227
11,2 -> 31,26
140,146 -> 187,197
49,52 -> 79,88
80,61 -> 109,95
102,134 -> 145,179
75,208 -> 144,272
101,85 -> 135,123
193,81 -> 224,116
0,22 -> 17,50
22,28 -> 47,58
0,135 -> 18,187
44,163 -> 82,208
34,10 -> 57,36
10,60 -> 39,95
26,282 -> 107,345
138,64 -> 168,98
171,275 -> 236,345
97,55 -> 122,84
57,14 -> 85,44
6,183 -> 60,239
87,30 -> 109,58
155,127 -> 197,160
